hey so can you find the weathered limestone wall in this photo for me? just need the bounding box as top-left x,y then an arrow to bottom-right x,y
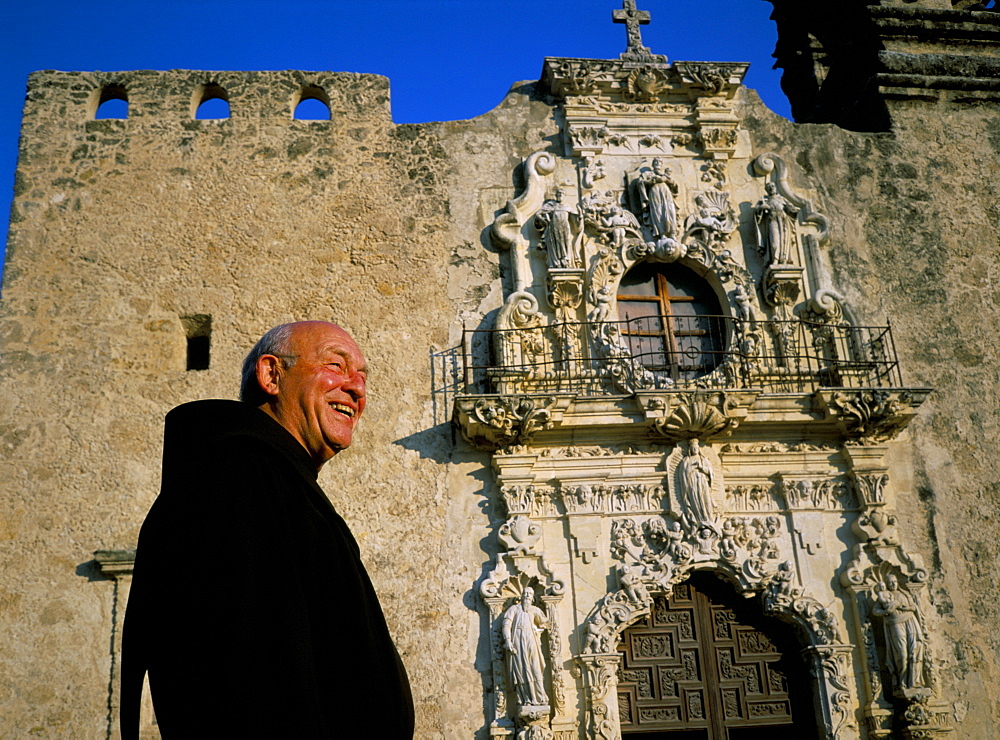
739,91 -> 1000,735
1,65 -> 998,738
0,69 -> 554,738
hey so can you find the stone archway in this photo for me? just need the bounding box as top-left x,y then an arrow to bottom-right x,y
577,561 -> 855,740
616,572 -> 817,739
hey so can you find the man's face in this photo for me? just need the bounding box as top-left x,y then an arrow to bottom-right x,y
264,322 -> 368,467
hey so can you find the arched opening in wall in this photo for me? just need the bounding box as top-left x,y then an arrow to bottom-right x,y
194,83 -> 230,119
93,84 -> 128,119
616,572 -> 817,739
293,85 -> 331,120
616,262 -> 725,383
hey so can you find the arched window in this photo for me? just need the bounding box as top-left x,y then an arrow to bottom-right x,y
616,262 -> 725,381
94,84 -> 128,119
616,572 -> 817,739
293,85 -> 331,120
194,83 -> 230,119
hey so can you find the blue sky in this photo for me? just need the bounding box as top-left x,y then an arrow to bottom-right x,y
0,0 -> 789,283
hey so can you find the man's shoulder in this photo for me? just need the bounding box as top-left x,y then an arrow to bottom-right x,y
166,399 -> 259,431
163,399 -> 314,479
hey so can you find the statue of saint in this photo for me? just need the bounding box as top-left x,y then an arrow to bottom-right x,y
753,182 -> 798,266
502,587 -> 549,709
635,158 -> 679,239
534,188 -> 579,269
677,438 -> 717,531
870,575 -> 930,697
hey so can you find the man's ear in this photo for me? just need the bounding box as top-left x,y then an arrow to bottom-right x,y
255,355 -> 283,398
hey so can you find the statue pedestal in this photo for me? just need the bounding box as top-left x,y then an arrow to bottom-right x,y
517,704 -> 551,720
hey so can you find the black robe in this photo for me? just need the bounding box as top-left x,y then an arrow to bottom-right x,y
120,400 -> 413,738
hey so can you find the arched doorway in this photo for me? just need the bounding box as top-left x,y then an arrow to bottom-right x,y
616,572 -> 817,739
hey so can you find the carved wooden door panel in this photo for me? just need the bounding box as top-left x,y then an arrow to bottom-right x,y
617,574 -> 813,739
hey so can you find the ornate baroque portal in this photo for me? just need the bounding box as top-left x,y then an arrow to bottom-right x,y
454,4 -> 952,739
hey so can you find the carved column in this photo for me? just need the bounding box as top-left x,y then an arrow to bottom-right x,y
546,268 -> 585,385
804,644 -> 856,740
94,550 -> 136,740
484,595 -> 515,737
577,653 -> 624,740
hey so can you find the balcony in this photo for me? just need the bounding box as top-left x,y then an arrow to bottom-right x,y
445,315 -> 927,450
453,315 -> 902,397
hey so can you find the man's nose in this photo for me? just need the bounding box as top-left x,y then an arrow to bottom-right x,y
343,371 -> 365,399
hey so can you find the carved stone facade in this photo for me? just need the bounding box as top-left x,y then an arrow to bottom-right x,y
458,5 -> 963,738
2,2 -> 999,738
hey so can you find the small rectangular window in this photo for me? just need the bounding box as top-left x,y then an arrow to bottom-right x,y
181,314 -> 212,371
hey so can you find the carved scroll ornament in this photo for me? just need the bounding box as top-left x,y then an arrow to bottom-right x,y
455,395 -> 562,451
817,389 -> 930,444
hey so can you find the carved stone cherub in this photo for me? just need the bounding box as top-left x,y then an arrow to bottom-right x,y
733,284 -> 755,323
683,191 -> 736,248
582,611 -> 609,654
601,202 -> 641,249
617,563 -> 650,605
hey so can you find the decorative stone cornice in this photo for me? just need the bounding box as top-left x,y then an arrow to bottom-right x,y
94,549 -> 135,577
541,57 -> 748,105
815,388 -> 931,443
454,395 -> 571,452
674,62 -> 750,96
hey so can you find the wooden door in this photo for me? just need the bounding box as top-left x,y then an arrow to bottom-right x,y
616,573 -> 815,739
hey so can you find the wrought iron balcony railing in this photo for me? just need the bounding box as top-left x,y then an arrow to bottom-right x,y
447,315 -> 902,398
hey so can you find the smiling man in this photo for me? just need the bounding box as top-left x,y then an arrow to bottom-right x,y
120,321 -> 414,739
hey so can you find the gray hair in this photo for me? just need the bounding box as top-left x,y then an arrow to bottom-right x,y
239,323 -> 299,406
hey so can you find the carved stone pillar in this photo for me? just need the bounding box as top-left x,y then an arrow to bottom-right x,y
577,653 -> 623,740
94,550 -> 135,738
485,596 -> 515,737
546,268 -> 585,383
763,265 -> 805,365
804,644 -> 856,740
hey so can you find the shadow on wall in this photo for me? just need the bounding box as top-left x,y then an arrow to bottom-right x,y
392,422 -> 455,465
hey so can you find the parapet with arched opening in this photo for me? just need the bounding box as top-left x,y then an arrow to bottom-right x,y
191,82 -> 230,120
90,83 -> 128,120
292,84 -> 332,120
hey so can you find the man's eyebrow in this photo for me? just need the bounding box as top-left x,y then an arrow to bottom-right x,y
323,347 -> 369,375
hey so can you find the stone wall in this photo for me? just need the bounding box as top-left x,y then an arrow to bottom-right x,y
739,94 -> 1000,734
1,57 -> 998,739
0,68 -> 554,738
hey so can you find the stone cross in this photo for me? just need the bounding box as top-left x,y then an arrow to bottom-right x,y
613,0 -> 654,61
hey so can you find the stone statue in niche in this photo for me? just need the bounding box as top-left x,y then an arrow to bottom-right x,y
632,158 -> 679,239
753,182 -> 799,266
870,574 -> 931,698
502,587 -> 550,711
534,188 -> 580,269
676,438 -> 718,532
